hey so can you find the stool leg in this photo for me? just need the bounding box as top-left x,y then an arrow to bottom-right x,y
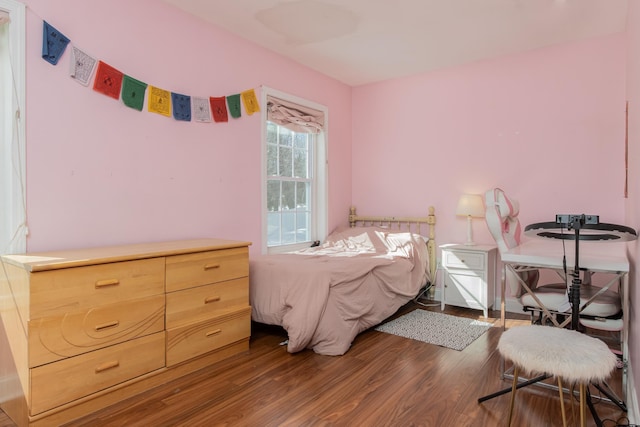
507,366 -> 519,427
557,377 -> 567,427
579,383 -> 586,427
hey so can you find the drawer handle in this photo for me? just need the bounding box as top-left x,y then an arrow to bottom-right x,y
204,296 -> 221,304
95,279 -> 120,288
95,360 -> 120,373
95,320 -> 120,331
205,329 -> 222,337
204,263 -> 221,270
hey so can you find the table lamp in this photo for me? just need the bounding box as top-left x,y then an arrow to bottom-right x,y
456,194 -> 485,245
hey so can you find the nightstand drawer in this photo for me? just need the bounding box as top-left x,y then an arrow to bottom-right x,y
165,247 -> 249,292
442,250 -> 485,270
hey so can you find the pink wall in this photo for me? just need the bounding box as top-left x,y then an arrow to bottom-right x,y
352,34 -> 626,250
626,0 -> 640,415
22,0 -> 352,254
352,31 -> 633,408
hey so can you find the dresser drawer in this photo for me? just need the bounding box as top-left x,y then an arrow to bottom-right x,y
165,247 -> 249,292
442,250 -> 485,270
29,294 -> 166,367
166,307 -> 251,366
30,258 -> 165,318
166,277 -> 248,329
30,331 -> 165,415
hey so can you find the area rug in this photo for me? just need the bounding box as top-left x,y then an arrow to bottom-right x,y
375,310 -> 494,351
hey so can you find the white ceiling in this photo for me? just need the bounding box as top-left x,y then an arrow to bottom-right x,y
161,0 -> 628,86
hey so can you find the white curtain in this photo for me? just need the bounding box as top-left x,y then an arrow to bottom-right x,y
0,1 -> 26,255
266,95 -> 325,134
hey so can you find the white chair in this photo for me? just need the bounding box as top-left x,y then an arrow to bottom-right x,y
484,188 -> 622,328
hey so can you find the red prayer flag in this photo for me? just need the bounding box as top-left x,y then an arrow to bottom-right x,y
93,61 -> 123,100
209,96 -> 228,122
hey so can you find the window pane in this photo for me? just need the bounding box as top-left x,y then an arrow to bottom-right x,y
267,213 -> 281,246
296,212 -> 309,241
279,146 -> 292,177
267,144 -> 277,176
281,212 -> 295,244
266,122 -> 277,144
279,127 -> 292,147
281,181 -> 295,210
296,181 -> 309,209
294,133 -> 307,149
267,180 -> 281,211
293,148 -> 308,178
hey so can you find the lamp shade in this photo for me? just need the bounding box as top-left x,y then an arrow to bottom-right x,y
456,194 -> 485,218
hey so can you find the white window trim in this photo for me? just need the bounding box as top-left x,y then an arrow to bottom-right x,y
260,86 -> 328,254
1,0 -> 26,254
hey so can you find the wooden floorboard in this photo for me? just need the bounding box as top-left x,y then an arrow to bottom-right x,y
0,303 -> 629,426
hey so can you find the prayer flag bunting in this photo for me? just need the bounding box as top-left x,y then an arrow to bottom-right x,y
69,46 -> 97,86
227,94 -> 242,119
121,75 -> 148,111
210,96 -> 228,122
171,92 -> 191,121
241,89 -> 260,115
192,97 -> 212,123
148,85 -> 172,117
43,18 -> 263,128
42,21 -> 70,65
93,61 -> 123,100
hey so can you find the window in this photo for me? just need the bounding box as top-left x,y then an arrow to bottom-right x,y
261,87 -> 328,254
0,0 -> 26,255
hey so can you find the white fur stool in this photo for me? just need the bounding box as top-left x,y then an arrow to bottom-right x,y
498,325 -> 617,427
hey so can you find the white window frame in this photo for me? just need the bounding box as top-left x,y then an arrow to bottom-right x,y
0,0 -> 26,255
260,86 -> 328,254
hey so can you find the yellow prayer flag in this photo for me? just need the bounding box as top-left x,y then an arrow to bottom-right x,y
148,85 -> 172,117
241,89 -> 260,116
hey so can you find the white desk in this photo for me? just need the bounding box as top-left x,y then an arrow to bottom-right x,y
499,237 -> 630,398
502,238 -> 630,273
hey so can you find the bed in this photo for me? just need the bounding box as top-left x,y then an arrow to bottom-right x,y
249,206 -> 437,356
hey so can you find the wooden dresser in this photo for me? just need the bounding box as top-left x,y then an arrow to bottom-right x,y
0,239 -> 251,427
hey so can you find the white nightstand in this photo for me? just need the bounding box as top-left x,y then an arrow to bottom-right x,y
440,243 -> 497,318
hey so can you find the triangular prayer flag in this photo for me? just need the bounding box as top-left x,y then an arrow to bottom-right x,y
93,61 -> 123,100
210,96 -> 228,123
192,97 -> 212,123
121,75 -> 148,111
69,46 -> 97,86
42,21 -> 70,65
171,92 -> 191,121
148,85 -> 172,117
241,89 -> 260,115
227,94 -> 242,119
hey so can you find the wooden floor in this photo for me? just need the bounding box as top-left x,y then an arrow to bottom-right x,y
0,303 -> 629,427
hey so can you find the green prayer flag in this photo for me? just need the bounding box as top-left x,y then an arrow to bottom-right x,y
122,75 -> 148,111
226,94 -> 242,119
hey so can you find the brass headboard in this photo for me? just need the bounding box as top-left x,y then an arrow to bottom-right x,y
348,206 -> 437,286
